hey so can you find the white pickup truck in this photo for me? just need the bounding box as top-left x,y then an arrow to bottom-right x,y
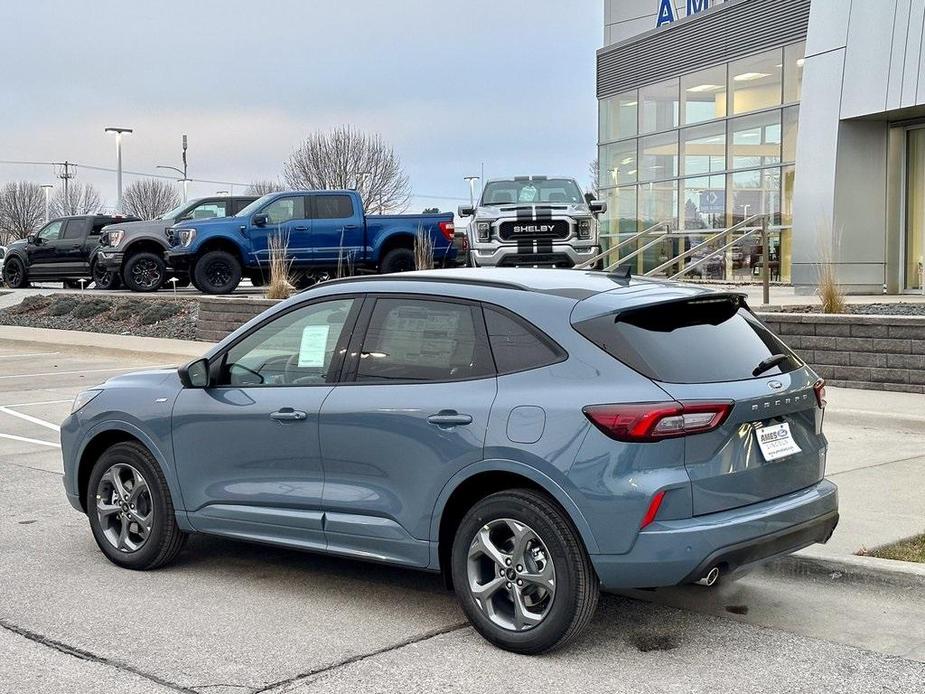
457,176 -> 606,268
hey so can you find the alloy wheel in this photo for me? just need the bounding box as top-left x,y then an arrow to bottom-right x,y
5,263 -> 22,286
205,260 -> 232,288
131,258 -> 163,290
95,463 -> 153,553
466,518 -> 556,631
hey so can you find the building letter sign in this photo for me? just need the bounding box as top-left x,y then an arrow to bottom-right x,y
658,0 -> 710,27
656,0 -> 676,27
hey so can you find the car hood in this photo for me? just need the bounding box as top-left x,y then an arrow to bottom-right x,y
102,368 -> 182,389
474,202 -> 591,219
102,218 -> 175,234
7,238 -> 28,250
169,216 -> 238,230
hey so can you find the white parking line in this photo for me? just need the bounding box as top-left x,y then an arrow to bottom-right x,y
0,365 -> 171,380
0,352 -> 60,359
0,433 -> 60,448
0,406 -> 61,431
0,399 -> 73,408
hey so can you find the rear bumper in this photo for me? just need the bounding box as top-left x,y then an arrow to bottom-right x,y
590,479 -> 839,590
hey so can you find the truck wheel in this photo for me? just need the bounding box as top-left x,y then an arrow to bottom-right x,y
91,260 -> 121,290
248,272 -> 266,288
380,247 -> 415,274
63,279 -> 83,289
3,257 -> 29,288
124,252 -> 167,293
194,250 -> 241,294
451,489 -> 599,654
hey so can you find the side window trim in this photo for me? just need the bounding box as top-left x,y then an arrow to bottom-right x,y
309,193 -> 356,220
339,293 -> 495,385
206,293 -> 365,388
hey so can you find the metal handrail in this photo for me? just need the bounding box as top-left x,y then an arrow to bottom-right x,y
604,233 -> 671,272
574,220 -> 669,270
644,214 -> 768,277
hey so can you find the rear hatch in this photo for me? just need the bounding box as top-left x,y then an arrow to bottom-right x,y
574,292 -> 826,515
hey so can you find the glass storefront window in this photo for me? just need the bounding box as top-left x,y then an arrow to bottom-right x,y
681,122 -> 725,176
681,175 -> 726,230
639,78 -> 679,134
729,48 -> 783,115
599,140 -> 637,187
906,128 -> 925,290
681,64 -> 727,125
782,105 -> 799,162
600,186 -> 638,239
780,165 -> 795,282
784,41 -> 806,103
729,167 -> 781,225
600,90 -> 638,143
729,111 -> 781,170
639,131 -> 678,182
638,180 -> 679,229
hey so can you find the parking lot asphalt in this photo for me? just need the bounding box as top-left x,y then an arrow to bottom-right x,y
1,346 -> 924,693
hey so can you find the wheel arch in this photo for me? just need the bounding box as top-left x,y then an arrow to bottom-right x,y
195,238 -> 245,265
375,232 -> 414,262
430,461 -> 600,583
74,421 -> 189,529
122,238 -> 169,260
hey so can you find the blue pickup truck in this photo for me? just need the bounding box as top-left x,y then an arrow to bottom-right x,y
165,190 -> 457,294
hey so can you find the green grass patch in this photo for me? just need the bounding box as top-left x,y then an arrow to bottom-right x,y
859,533 -> 925,563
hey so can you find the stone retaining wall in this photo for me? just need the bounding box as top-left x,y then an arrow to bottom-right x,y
196,297 -> 278,342
194,298 -> 925,393
756,312 -> 925,394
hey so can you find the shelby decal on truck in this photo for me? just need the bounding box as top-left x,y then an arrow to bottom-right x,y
165,190 -> 456,294
458,176 -> 607,268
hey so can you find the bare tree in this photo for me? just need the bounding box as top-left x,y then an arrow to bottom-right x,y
247,179 -> 285,195
588,158 -> 599,199
0,181 -> 46,243
122,178 -> 180,219
283,125 -> 411,213
50,182 -> 102,217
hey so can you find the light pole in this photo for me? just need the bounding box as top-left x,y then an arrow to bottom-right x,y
157,134 -> 190,202
40,184 -> 54,222
463,176 -> 480,209
104,127 -> 133,212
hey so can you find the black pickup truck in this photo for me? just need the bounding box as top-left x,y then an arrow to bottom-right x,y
2,214 -> 139,289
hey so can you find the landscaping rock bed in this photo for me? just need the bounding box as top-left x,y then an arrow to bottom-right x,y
761,302 -> 925,316
0,294 -> 199,340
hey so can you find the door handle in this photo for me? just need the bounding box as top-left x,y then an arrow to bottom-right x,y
270,407 -> 307,422
427,410 -> 473,428
293,225 -> 309,230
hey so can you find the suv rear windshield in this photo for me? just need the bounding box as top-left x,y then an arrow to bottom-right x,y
573,297 -> 801,384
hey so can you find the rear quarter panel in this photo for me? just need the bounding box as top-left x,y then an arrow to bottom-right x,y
367,212 -> 456,263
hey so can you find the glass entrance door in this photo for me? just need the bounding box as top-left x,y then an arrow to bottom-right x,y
906,127 -> 925,291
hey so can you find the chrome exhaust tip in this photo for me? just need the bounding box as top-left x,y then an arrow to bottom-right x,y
694,567 -> 720,587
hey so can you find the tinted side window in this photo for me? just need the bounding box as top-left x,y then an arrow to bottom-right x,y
356,298 -> 492,383
189,201 -> 228,219
218,298 -> 355,386
313,195 -> 354,220
262,196 -> 306,224
484,307 -> 564,374
38,221 -> 64,241
574,299 -> 801,383
63,221 -> 86,239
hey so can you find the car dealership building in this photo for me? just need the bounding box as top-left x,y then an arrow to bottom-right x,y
598,0 -> 925,293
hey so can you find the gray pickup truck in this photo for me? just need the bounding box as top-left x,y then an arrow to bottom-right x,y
457,176 -> 606,268
96,195 -> 257,292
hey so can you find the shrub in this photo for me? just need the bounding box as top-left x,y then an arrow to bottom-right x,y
72,298 -> 112,319
414,226 -> 434,270
265,232 -> 294,300
47,297 -> 79,316
815,223 -> 846,314
10,294 -> 52,314
139,302 -> 183,325
108,299 -> 147,321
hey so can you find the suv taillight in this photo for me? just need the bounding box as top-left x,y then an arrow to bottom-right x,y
583,401 -> 733,442
438,221 -> 454,242
813,379 -> 827,408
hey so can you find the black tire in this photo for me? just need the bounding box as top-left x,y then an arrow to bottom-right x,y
193,250 -> 241,294
86,440 -> 186,570
451,489 -> 599,654
63,279 -> 83,289
379,247 -> 415,274
91,260 -> 121,290
123,251 -> 167,292
3,257 -> 29,288
248,272 -> 266,288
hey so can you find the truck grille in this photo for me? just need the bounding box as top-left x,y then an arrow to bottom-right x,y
498,219 -> 570,241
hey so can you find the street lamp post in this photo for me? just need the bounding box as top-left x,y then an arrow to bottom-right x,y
104,127 -> 133,212
157,134 -> 191,202
40,184 -> 54,222
463,176 -> 480,209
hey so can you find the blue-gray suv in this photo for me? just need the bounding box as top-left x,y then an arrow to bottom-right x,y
61,268 -> 838,653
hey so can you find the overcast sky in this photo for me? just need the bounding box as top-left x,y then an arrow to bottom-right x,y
0,0 -> 602,213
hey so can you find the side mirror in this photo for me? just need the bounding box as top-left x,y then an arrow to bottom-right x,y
176,214 -> 192,222
457,205 -> 474,217
178,357 -> 210,388
27,234 -> 39,245
253,213 -> 269,226
589,200 -> 608,215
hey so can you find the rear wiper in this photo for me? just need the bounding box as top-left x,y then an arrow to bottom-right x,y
753,353 -> 789,377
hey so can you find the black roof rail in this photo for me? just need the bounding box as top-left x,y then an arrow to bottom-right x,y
299,274 -> 527,293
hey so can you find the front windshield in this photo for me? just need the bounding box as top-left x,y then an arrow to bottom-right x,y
160,201 -> 192,220
481,179 -> 585,206
236,194 -> 275,217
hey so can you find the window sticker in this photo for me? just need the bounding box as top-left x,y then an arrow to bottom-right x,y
298,324 -> 330,367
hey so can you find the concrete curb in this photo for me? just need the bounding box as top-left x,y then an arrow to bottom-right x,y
766,552 -> 925,589
0,325 -> 214,363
